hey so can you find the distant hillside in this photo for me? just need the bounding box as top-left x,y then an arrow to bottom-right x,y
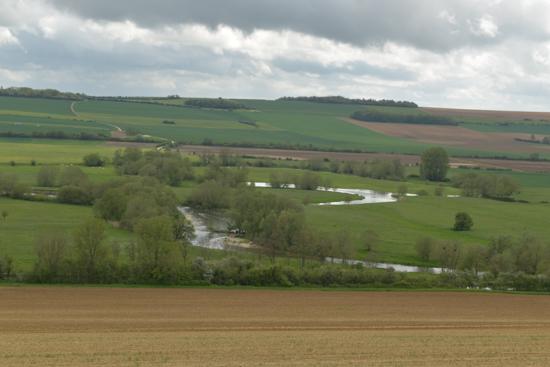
278,95 -> 418,108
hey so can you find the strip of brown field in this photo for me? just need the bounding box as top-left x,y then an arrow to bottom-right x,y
422,106 -> 550,121
178,144 -> 550,172
346,117 -> 550,155
2,287 -> 550,366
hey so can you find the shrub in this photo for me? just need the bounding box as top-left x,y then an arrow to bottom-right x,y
83,153 -> 106,167
454,212 -> 473,231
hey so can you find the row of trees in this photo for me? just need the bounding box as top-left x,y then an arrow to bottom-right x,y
0,86 -> 85,100
416,233 -> 550,275
113,148 -> 194,186
31,215 -> 192,284
452,172 -> 520,199
184,98 -> 249,110
278,96 -> 418,108
351,110 -> 457,125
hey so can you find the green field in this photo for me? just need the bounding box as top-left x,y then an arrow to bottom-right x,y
3,96 -> 550,159
0,138 -> 119,164
0,198 -> 132,270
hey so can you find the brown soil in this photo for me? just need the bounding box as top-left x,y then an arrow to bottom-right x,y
105,141 -> 158,148
2,287 -> 550,366
178,144 -> 550,172
346,118 -> 550,155
422,107 -> 550,121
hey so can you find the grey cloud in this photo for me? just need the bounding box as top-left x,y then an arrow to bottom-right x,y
48,0 -> 550,52
272,58 -> 416,80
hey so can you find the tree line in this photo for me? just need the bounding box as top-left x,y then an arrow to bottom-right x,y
351,110 -> 458,125
184,98 -> 250,110
278,96 -> 418,108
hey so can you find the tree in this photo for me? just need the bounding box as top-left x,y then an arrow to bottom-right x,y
134,215 -> 181,282
433,241 -> 462,270
334,229 -> 355,264
453,212 -> 473,231
420,147 -> 449,181
459,245 -> 487,275
83,153 -> 106,167
94,188 -> 128,221
73,218 -> 108,282
59,166 -> 89,187
33,231 -> 68,281
397,184 -> 408,197
57,185 -> 94,205
1,210 -> 7,222
361,230 -> 379,253
36,166 -> 59,187
415,237 -> 435,261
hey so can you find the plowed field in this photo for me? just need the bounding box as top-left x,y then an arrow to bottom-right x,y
2,287 -> 550,366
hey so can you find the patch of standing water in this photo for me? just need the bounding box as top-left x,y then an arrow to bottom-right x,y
248,182 -> 396,205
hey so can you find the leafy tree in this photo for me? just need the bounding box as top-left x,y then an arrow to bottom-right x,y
57,186 -> 94,205
33,231 -> 68,282
459,245 -> 487,275
453,212 -> 473,231
134,215 -> 182,282
83,153 -> 106,167
397,184 -> 408,197
420,147 -> 449,181
93,188 -> 128,221
415,237 -> 435,261
59,166 -> 89,187
37,166 -> 59,187
433,241 -> 462,270
295,171 -> 321,190
73,218 -> 108,282
187,180 -> 230,210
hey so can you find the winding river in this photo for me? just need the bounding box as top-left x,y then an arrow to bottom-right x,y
180,182 -> 444,274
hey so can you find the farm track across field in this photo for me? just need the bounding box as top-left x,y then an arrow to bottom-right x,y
2,287 -> 550,366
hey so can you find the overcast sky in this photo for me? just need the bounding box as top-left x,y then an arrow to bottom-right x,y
1,0 -> 550,110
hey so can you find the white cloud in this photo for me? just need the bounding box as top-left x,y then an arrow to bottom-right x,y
1,0 -> 550,110
0,27 -> 19,45
469,15 -> 499,38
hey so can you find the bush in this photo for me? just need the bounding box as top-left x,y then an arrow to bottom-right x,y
57,186 -> 94,205
454,212 -> 473,231
83,153 -> 106,167
37,166 -> 59,187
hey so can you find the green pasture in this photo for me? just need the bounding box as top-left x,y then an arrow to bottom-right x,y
0,197 -> 132,271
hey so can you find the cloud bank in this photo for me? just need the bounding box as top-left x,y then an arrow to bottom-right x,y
0,0 -> 550,110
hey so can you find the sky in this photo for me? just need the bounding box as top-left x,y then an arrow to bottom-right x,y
1,0 -> 550,110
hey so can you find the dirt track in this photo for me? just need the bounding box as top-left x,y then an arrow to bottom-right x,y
2,287 -> 550,366
178,144 -> 550,172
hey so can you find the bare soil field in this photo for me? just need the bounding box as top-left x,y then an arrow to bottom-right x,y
346,118 -> 550,155
422,107 -> 550,121
178,144 -> 550,172
2,287 -> 550,366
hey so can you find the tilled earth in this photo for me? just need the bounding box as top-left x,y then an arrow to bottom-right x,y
2,287 -> 550,366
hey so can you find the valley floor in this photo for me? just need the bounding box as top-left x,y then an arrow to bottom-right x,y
2,286 -> 550,366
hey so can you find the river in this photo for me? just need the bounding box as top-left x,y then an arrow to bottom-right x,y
180,182 -> 445,274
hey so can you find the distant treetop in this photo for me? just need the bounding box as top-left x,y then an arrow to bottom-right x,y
184,98 -> 250,110
278,95 -> 418,108
0,86 -> 86,100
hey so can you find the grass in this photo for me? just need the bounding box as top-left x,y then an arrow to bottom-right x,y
0,138 -> 120,164
306,195 -> 550,265
0,197 -> 132,271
